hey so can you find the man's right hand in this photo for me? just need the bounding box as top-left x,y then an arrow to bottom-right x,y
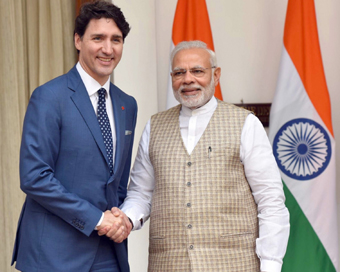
97,210 -> 127,243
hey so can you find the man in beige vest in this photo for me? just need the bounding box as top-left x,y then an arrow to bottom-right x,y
120,41 -> 290,272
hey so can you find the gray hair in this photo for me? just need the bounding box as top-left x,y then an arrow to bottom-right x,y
170,40 -> 217,69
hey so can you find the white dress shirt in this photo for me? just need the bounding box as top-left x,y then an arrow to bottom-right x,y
76,62 -> 116,228
121,97 -> 290,272
76,63 -> 116,154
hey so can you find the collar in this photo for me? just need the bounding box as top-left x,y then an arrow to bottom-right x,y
181,96 -> 218,117
76,62 -> 111,96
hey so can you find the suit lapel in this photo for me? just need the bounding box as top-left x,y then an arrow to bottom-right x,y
67,67 -> 109,166
110,84 -> 125,180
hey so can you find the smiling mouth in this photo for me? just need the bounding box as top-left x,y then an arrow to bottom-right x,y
98,57 -> 113,62
181,88 -> 201,95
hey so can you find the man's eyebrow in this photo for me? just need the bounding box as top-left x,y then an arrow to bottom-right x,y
90,33 -> 105,37
173,65 -> 204,71
112,34 -> 123,40
90,33 -> 122,38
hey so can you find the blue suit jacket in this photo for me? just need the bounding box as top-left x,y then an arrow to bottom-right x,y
12,66 -> 137,272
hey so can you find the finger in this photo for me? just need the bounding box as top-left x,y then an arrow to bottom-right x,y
98,226 -> 110,236
108,225 -> 125,242
123,218 -> 132,235
120,213 -> 132,234
106,222 -> 122,238
111,228 -> 127,243
111,207 -> 121,217
113,234 -> 126,243
118,229 -> 130,243
110,222 -> 125,238
111,207 -> 120,212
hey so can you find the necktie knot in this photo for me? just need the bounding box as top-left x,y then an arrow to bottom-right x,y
98,88 -> 106,98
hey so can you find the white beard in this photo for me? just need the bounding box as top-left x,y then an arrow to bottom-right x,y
173,76 -> 216,109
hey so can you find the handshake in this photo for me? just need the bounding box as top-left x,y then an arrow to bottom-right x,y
96,207 -> 132,243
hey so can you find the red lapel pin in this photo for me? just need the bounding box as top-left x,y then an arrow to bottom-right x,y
121,106 -> 125,110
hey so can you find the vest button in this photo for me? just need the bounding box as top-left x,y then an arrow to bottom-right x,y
187,162 -> 192,166
189,245 -> 194,250
188,224 -> 192,229
187,182 -> 191,187
187,203 -> 191,207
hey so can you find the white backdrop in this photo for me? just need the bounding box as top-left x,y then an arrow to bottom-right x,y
113,1 -> 340,271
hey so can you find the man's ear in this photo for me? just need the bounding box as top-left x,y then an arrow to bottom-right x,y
213,67 -> 221,86
74,33 -> 82,51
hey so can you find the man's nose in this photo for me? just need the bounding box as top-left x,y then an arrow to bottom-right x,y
102,41 -> 113,55
183,70 -> 195,84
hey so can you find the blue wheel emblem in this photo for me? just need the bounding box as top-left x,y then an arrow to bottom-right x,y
273,118 -> 331,180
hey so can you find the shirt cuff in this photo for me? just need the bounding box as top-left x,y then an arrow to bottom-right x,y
130,217 -> 143,231
260,259 -> 282,272
120,205 -> 145,230
122,210 -> 144,230
94,212 -> 104,230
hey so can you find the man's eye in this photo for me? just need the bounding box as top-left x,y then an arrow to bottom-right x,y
174,70 -> 185,76
191,69 -> 204,75
93,37 -> 101,41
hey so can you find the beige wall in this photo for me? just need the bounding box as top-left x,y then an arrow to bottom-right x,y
114,1 -> 340,271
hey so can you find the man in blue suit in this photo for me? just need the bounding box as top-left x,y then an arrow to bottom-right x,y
11,1 -> 137,271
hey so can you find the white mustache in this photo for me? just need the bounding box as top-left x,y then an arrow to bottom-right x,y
177,84 -> 202,92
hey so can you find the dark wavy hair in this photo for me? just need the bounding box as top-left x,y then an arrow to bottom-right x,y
74,0 -> 130,42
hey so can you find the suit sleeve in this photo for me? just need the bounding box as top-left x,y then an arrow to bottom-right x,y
19,86 -> 102,236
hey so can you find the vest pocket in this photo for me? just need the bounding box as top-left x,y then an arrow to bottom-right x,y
149,235 -> 166,254
149,235 -> 165,240
219,231 -> 256,249
220,231 -> 253,237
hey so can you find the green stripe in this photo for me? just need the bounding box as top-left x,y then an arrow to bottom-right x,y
282,181 -> 336,272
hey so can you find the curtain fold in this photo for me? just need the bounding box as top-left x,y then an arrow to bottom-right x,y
27,0 -> 77,95
0,1 -> 76,270
0,1 -> 27,270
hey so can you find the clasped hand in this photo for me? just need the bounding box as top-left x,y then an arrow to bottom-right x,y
96,207 -> 132,243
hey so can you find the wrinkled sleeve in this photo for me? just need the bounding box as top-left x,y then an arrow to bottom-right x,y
240,114 -> 290,272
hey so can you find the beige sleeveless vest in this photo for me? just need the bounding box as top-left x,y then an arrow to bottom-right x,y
148,100 -> 260,272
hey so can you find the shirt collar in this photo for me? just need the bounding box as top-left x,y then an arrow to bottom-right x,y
181,96 -> 217,117
76,62 -> 111,96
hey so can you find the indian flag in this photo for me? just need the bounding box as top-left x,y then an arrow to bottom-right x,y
166,0 -> 223,109
268,0 -> 338,271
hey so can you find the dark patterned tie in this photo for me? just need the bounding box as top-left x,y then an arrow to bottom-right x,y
97,88 -> 113,175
